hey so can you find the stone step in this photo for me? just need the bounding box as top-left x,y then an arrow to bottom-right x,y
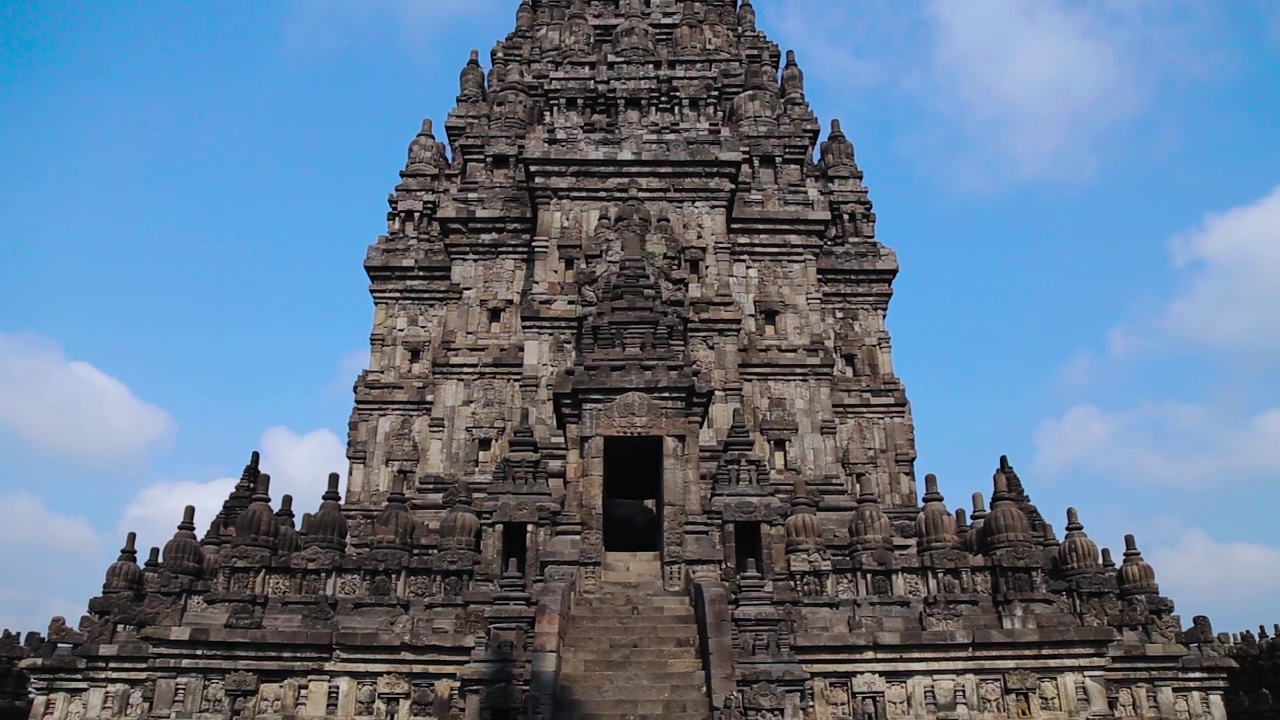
560,655 -> 701,671
563,698 -> 710,715
596,577 -> 667,588
571,614 -> 695,625
564,634 -> 700,651
600,572 -> 662,583
573,600 -> 693,612
566,622 -> 699,639
562,645 -> 699,660
602,552 -> 660,562
572,606 -> 694,620
558,710 -> 707,720
558,683 -> 707,702
560,670 -> 706,685
599,558 -> 660,568
578,589 -> 691,599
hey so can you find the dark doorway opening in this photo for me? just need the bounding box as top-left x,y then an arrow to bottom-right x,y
501,522 -> 527,577
603,436 -> 663,552
734,522 -> 764,574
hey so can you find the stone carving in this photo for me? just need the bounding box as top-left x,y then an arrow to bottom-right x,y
825,680 -> 853,719
64,696 -> 84,720
356,683 -> 376,716
124,688 -> 146,719
980,680 -> 1005,714
1016,693 -> 1033,718
203,680 -> 227,712
1038,679 -> 1060,712
885,682 -> 908,717
1116,687 -> 1138,717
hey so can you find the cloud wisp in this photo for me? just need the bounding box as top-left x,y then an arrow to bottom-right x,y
764,0 -> 1211,188
0,333 -> 175,463
1163,185 -> 1280,362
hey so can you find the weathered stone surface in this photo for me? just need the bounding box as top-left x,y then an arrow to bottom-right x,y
6,1 -> 1263,719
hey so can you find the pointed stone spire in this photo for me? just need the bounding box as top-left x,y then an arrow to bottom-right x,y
785,477 -> 821,553
820,119 -> 857,176
738,0 -> 757,33
1117,534 -> 1159,597
276,494 -> 301,555
916,473 -> 958,552
143,546 -> 161,574
305,472 -> 349,552
162,505 -> 204,577
459,49 -> 486,103
234,474 -> 279,550
981,469 -> 1032,552
1057,507 -> 1100,576
849,475 -> 892,554
965,492 -> 987,554
372,471 -> 417,551
103,532 -> 142,594
781,50 -> 805,103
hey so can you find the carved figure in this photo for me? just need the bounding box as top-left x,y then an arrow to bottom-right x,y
1116,687 -> 1137,717
357,683 -> 376,716
1038,680 -> 1060,712
204,680 -> 227,712
64,697 -> 84,720
1174,696 -> 1191,720
980,681 -> 1005,713
885,683 -> 908,716
124,689 -> 146,719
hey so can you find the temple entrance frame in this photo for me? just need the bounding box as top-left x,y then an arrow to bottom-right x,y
602,436 -> 664,553
557,389 -> 711,593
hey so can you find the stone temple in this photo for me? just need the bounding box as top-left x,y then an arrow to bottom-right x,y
4,1 -> 1276,719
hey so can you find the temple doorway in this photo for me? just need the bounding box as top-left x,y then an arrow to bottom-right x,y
602,436 -> 663,552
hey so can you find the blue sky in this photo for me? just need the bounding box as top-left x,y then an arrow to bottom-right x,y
1,0 -> 1278,634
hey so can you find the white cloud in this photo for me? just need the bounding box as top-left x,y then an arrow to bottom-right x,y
1032,402 -> 1280,485
120,426 -> 347,553
0,492 -> 100,633
766,0 -> 1211,186
258,426 -> 348,502
923,0 -> 1141,182
0,491 -> 99,556
1163,185 -> 1280,360
0,333 -> 175,462
281,0 -> 508,65
1149,528 -> 1280,632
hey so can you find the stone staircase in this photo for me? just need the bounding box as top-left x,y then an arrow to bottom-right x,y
558,552 -> 711,719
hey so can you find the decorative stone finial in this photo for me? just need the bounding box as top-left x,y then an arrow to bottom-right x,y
276,494 -> 301,555
234,474 -> 280,551
982,469 -> 1032,552
738,0 -> 757,33
785,477 -> 821,553
916,473 -> 957,553
372,471 -> 417,551
305,472 -> 349,552
162,505 -> 204,577
1057,507 -> 1099,575
849,476 -> 892,554
103,531 -> 143,594
1118,533 -> 1159,596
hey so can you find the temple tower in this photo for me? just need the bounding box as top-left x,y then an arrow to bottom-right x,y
10,3 -> 1246,720
349,0 -> 917,593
